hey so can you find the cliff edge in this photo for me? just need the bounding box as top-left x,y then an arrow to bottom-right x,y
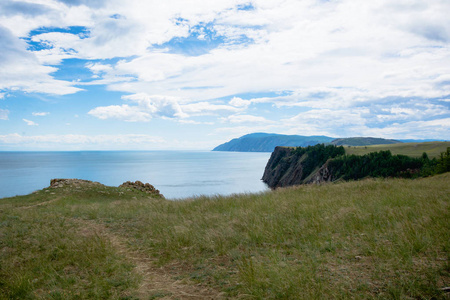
262,144 -> 447,189
262,145 -> 345,188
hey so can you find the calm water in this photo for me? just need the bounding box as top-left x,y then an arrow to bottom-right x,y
0,151 -> 271,199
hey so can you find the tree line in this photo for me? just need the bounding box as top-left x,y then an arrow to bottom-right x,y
292,144 -> 345,180
327,147 -> 450,180
291,144 -> 450,182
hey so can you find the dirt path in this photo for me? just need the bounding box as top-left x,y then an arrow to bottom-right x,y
5,195 -> 63,211
72,218 -> 224,299
21,196 -> 62,209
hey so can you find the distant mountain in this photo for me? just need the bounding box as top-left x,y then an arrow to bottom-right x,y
212,133 -> 335,152
213,133 -> 447,153
331,137 -> 401,146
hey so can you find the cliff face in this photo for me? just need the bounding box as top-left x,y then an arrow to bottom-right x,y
304,161 -> 334,185
262,147 -> 299,187
262,143 -> 435,188
262,144 -> 347,188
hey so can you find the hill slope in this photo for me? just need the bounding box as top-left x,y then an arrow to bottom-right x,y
331,137 -> 401,146
1,176 -> 449,299
213,133 -> 334,152
213,133 -> 416,152
345,141 -> 450,158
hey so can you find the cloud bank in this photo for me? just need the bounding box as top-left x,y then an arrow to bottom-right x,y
0,0 -> 449,148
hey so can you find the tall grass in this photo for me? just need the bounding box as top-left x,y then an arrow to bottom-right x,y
0,205 -> 138,299
1,174 -> 449,299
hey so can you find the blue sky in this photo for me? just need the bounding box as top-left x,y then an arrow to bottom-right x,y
0,0 -> 449,150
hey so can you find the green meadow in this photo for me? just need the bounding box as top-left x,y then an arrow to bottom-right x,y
1,173 -> 449,299
344,141 -> 450,158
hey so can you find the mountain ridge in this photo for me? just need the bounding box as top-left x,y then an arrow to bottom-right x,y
212,133 -> 334,152
213,133 -> 442,152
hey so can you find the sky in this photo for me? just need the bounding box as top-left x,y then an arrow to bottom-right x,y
0,0 -> 449,150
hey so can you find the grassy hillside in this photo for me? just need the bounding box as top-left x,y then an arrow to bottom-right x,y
332,137 -> 401,146
1,175 -> 449,299
345,141 -> 450,158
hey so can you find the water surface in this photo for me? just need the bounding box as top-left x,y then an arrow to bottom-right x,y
0,151 -> 271,199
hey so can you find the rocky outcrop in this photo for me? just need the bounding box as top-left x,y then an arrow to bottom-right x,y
119,181 -> 163,197
49,179 -> 163,198
50,178 -> 104,188
304,161 -> 335,184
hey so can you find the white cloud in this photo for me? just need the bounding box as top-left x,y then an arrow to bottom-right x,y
89,92 -> 245,121
0,1 -> 93,37
0,108 -> 9,120
373,101 -> 449,123
280,108 -> 450,140
32,112 -> 50,116
178,119 -> 214,125
3,0 -> 450,102
86,62 -> 113,75
0,26 -> 81,95
361,118 -> 450,140
0,132 -> 218,150
88,93 -> 187,121
1,0 -> 450,142
229,97 -> 251,108
94,0 -> 449,106
0,1 -> 50,18
281,108 -> 369,137
123,93 -> 188,118
31,32 -> 80,65
23,119 -> 39,126
181,101 -> 241,116
13,0 -> 257,62
222,114 -> 273,124
88,104 -> 151,122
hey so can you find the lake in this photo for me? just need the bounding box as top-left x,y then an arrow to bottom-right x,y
0,151 -> 272,199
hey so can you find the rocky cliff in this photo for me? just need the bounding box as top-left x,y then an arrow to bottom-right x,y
262,143 -> 439,188
262,147 -> 299,187
262,145 -> 344,188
